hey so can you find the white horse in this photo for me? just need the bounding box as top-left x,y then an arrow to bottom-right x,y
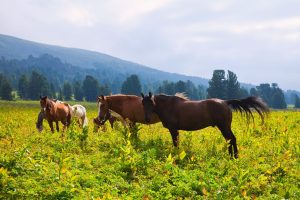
70,104 -> 88,127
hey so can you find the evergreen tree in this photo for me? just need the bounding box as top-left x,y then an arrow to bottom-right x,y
239,87 -> 249,98
294,95 -> 300,108
197,85 -> 206,100
49,83 -> 57,99
250,88 -> 258,96
28,71 -> 50,100
73,81 -> 84,101
18,74 -> 29,99
226,70 -> 240,99
0,74 -> 13,100
270,84 -> 286,109
99,84 -> 111,96
63,82 -> 72,100
207,70 -> 226,99
58,87 -> 64,100
83,75 -> 99,101
175,80 -> 187,93
121,74 -> 142,96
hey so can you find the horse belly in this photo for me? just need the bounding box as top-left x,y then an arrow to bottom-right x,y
177,110 -> 213,131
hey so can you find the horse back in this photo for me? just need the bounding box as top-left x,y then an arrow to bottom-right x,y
160,98 -> 231,130
116,96 -> 159,124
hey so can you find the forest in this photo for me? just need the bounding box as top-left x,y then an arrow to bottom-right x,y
0,54 -> 298,109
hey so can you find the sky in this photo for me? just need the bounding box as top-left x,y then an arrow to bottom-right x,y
1,0 -> 300,90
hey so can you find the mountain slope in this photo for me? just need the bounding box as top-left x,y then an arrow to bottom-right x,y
0,34 -> 208,86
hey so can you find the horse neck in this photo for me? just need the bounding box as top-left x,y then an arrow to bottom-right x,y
106,96 -> 123,114
154,95 -> 179,114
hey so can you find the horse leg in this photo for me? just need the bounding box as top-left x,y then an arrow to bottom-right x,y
56,121 -> 59,132
218,127 -> 238,158
48,121 -> 54,133
169,128 -> 179,147
65,111 -> 71,128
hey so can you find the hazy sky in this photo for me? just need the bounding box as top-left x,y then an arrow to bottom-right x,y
1,0 -> 300,90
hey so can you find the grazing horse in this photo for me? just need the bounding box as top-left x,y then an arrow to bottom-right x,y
93,115 -> 116,132
39,96 -> 72,133
70,104 -> 88,127
36,110 -> 45,133
141,92 -> 269,158
97,94 -> 160,127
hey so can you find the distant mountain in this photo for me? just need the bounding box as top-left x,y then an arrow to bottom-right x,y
0,34 -> 209,88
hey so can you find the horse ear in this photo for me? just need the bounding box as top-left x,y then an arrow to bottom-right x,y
40,95 -> 42,99
141,93 -> 144,98
101,95 -> 105,100
149,92 -> 152,98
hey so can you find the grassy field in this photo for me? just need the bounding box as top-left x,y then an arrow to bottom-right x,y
0,100 -> 300,199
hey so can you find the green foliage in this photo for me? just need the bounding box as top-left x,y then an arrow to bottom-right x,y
207,70 -> 227,99
0,101 -> 300,199
207,70 -> 248,100
253,83 -> 287,109
82,75 -> 99,102
294,95 -> 300,108
121,74 -> 142,96
28,71 -> 50,100
0,74 -> 13,100
62,82 -> 72,101
155,80 -> 206,100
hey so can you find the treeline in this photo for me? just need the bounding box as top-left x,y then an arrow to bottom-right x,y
16,71 -> 111,101
155,80 -> 206,100
0,63 -> 298,109
206,70 -> 287,109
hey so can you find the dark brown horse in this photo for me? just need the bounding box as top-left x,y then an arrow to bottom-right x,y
141,92 -> 269,158
39,96 -> 72,133
97,94 -> 160,127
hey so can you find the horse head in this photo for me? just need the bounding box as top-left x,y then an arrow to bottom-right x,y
39,96 -> 53,112
36,110 -> 44,133
141,92 -> 154,123
97,95 -> 110,123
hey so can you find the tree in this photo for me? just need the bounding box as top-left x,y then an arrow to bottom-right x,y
73,81 -> 84,101
28,71 -> 50,100
82,75 -> 99,101
121,74 -> 142,96
226,70 -> 240,99
0,74 -> 13,100
250,88 -> 258,96
175,80 -> 187,93
207,70 -> 226,99
63,82 -> 72,100
18,74 -> 29,99
270,84 -> 286,109
294,95 -> 300,108
99,84 -> 111,96
239,87 -> 249,98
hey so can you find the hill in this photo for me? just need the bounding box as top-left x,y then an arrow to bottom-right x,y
0,34 -> 208,88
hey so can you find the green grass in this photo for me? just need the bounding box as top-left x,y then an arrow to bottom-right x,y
0,101 -> 300,199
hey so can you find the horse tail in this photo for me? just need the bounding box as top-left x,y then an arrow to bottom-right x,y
225,96 -> 269,123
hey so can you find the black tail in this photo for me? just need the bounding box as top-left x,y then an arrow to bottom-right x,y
226,96 -> 269,123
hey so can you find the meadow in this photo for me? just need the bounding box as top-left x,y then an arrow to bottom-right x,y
0,100 -> 299,199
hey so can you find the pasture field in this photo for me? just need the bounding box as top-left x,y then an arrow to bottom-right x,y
0,100 -> 300,199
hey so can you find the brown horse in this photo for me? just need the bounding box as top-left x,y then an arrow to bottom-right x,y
93,114 -> 116,132
97,94 -> 160,127
39,96 -> 72,133
141,92 -> 269,158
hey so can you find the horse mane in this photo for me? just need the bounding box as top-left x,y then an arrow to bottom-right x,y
175,92 -> 189,100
